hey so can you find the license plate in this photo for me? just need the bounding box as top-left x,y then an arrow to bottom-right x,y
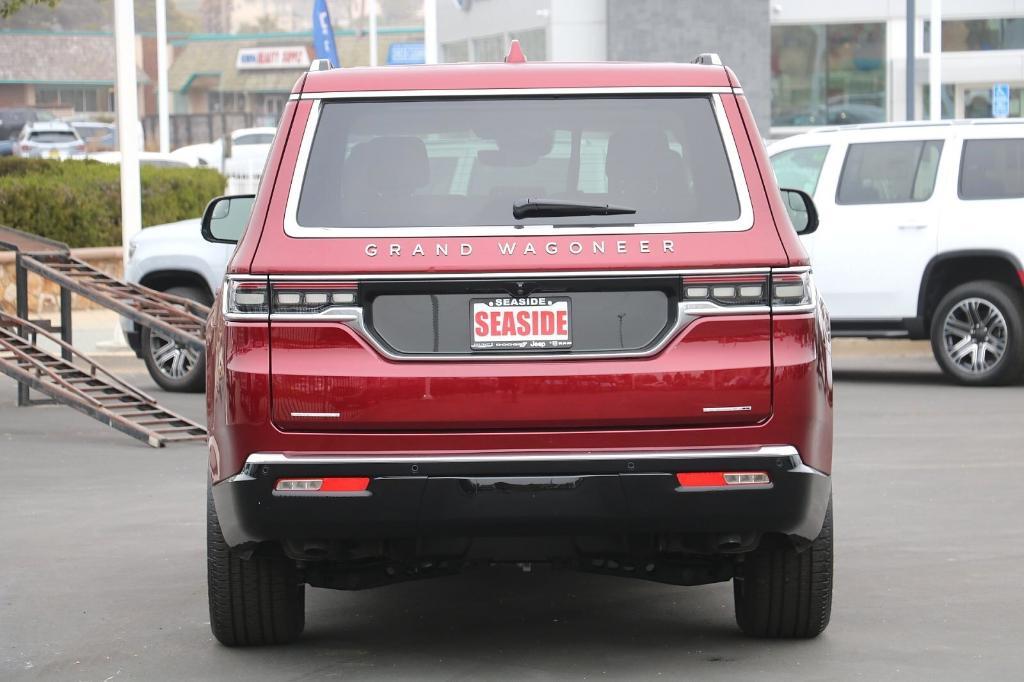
471,296 -> 572,351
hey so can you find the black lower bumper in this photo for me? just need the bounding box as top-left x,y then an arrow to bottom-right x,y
213,447 -> 831,553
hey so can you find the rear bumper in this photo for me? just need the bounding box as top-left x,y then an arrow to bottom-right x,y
212,445 -> 831,550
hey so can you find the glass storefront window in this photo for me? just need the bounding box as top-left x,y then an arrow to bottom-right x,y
962,86 -> 1024,119
471,34 -> 505,62
924,19 -> 1024,52
772,23 -> 886,127
442,40 -> 468,63
34,87 -> 102,112
922,84 -> 956,120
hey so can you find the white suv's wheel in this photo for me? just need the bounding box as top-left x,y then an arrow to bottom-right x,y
930,281 -> 1024,386
141,285 -> 208,393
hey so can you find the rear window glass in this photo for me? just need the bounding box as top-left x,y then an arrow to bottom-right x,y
837,140 -> 943,205
234,133 -> 275,145
28,131 -> 78,143
959,138 -> 1024,200
296,96 -> 741,229
770,145 -> 829,195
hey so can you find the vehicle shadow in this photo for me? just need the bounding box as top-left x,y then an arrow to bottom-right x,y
229,566 -> 823,675
832,368 -> 951,385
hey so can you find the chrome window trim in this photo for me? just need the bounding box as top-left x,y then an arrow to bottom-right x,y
293,86 -> 736,100
265,267 -> 770,281
242,445 -> 799,467
281,90 -> 753,238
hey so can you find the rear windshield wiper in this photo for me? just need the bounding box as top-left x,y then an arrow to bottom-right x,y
512,199 -> 637,220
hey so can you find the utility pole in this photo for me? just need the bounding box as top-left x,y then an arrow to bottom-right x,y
906,0 -> 915,120
156,0 -> 170,153
113,0 -> 142,269
424,0 -> 438,64
930,0 -> 942,120
369,0 -> 379,66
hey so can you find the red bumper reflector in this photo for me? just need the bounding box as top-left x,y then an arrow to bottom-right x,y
676,471 -> 770,488
275,477 -> 370,493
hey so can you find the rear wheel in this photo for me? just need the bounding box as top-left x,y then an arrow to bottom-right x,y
141,285 -> 208,392
929,281 -> 1024,386
207,484 -> 305,646
733,497 -> 833,639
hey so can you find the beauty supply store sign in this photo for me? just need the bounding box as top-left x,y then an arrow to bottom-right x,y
236,47 -> 311,70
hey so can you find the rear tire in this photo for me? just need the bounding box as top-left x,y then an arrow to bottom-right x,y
929,281 -> 1024,386
733,497 -> 833,639
141,285 -> 209,393
207,484 -> 305,646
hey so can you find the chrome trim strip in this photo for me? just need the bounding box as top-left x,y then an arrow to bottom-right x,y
281,92 -> 753,238
290,412 -> 341,418
265,267 -> 771,281
244,445 -> 799,466
732,87 -> 744,95
702,405 -> 753,413
296,86 -> 736,100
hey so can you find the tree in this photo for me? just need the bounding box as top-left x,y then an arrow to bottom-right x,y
1,0 -> 57,20
237,14 -> 283,35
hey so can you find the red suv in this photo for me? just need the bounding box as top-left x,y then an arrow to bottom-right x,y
202,50 -> 834,645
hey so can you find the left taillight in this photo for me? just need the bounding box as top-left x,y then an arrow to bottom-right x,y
223,277 -> 361,321
223,278 -> 269,320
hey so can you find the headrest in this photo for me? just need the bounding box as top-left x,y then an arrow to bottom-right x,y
345,135 -> 430,195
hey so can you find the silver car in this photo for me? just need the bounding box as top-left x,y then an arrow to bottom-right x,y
15,121 -> 85,159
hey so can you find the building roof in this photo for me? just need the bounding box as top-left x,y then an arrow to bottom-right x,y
0,32 -> 148,85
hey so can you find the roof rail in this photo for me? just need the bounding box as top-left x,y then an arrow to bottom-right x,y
691,53 -> 722,66
309,58 -> 333,72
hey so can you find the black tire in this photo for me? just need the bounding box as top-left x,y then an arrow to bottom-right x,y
734,497 -> 833,639
207,484 -> 305,646
929,280 -> 1024,386
141,285 -> 209,393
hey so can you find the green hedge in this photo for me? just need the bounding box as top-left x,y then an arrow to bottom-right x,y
0,158 -> 225,248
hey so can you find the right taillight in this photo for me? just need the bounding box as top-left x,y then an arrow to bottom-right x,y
771,270 -> 816,313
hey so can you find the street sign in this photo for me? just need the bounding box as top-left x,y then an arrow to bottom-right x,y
388,42 -> 426,65
992,83 -> 1011,118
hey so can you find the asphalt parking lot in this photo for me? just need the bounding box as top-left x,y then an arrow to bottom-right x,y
2,342 -> 1023,680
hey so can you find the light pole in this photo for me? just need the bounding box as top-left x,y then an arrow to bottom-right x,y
424,0 -> 438,64
155,0 -> 170,153
930,0 -> 942,120
369,0 -> 379,66
113,0 -> 142,270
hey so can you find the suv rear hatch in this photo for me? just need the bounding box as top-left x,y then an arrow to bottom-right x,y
263,91 -> 776,432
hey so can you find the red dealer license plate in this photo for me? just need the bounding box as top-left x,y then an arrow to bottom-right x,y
471,296 -> 572,351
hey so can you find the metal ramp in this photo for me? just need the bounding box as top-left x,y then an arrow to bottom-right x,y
0,225 -> 209,354
0,311 -> 206,447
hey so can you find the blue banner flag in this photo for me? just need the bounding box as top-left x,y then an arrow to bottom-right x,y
312,0 -> 340,67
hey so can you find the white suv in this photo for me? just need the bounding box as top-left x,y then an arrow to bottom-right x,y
769,120 -> 1024,385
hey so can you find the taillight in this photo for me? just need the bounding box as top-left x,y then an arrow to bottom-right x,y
676,471 -> 771,489
681,274 -> 769,312
771,270 -> 816,313
271,282 -> 358,316
680,269 -> 816,315
223,278 -> 269,319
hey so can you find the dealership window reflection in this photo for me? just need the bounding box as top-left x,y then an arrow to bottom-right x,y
772,23 -> 886,127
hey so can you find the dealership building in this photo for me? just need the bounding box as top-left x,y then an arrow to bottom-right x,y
439,0 -> 1024,135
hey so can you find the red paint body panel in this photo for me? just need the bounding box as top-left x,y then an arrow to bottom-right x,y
208,60 -> 833,501
269,316 -> 772,432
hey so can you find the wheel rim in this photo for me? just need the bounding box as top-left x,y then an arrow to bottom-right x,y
941,297 -> 1009,375
149,330 -> 199,380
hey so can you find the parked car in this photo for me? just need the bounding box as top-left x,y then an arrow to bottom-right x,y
0,139 -> 12,156
0,107 -> 54,143
123,218 -> 231,391
79,150 -> 196,168
170,138 -> 223,169
200,52 -> 835,646
70,121 -> 116,151
768,120 -> 1024,385
14,121 -> 85,159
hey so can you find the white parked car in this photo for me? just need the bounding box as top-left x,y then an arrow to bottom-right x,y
768,120 -> 1024,385
123,218 -> 233,391
14,120 -> 85,159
